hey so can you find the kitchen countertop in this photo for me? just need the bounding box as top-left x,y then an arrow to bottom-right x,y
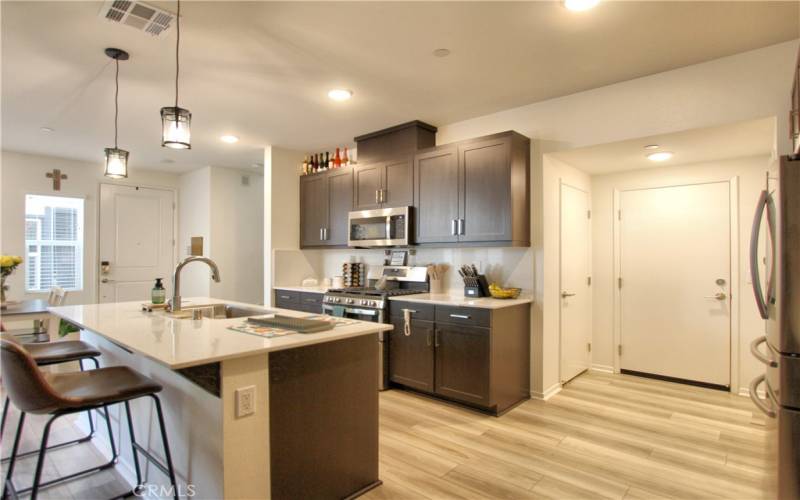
273,285 -> 329,293
49,297 -> 391,369
388,293 -> 533,309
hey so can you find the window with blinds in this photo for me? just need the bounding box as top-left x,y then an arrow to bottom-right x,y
24,194 -> 84,292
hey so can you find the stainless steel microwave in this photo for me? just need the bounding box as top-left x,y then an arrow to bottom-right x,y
348,206 -> 411,247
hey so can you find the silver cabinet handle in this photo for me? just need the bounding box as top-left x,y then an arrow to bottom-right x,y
379,189 -> 385,203
376,190 -> 380,204
278,295 -> 291,300
451,219 -> 457,236
320,228 -> 324,241
749,374 -> 776,418
449,314 -> 470,320
750,190 -> 770,320
750,336 -> 778,367
324,228 -> 328,240
703,292 -> 727,300
457,218 -> 465,235
434,329 -> 440,347
426,330 -> 432,347
561,291 -> 576,298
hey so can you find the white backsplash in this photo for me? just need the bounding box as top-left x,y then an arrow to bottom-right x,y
276,247 -> 533,293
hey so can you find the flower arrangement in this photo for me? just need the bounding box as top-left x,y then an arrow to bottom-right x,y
1,255 -> 23,306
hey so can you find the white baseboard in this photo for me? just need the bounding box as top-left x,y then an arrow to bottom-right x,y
590,364 -> 615,374
738,387 -> 764,398
531,382 -> 562,401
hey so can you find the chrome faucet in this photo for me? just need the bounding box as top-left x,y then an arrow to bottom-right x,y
170,256 -> 221,312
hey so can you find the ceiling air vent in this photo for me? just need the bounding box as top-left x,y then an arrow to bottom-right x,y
98,0 -> 175,38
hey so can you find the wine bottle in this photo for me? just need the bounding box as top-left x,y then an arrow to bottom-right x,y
342,147 -> 350,167
324,152 -> 330,171
302,155 -> 308,175
312,154 -> 318,173
334,148 -> 341,168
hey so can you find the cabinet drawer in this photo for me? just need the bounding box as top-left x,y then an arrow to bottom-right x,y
300,292 -> 322,305
389,302 -> 435,321
275,290 -> 300,303
435,306 -> 490,327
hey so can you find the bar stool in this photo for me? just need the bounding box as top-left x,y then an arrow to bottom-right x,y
0,333 -> 103,459
1,338 -> 179,500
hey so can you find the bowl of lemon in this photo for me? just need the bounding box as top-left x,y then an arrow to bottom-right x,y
488,283 -> 522,299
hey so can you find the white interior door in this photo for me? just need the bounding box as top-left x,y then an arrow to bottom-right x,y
619,182 -> 731,387
99,184 -> 175,303
560,183 -> 592,383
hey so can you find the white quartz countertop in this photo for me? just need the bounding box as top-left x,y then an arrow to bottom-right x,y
273,286 -> 328,293
49,298 -> 391,370
387,293 -> 533,309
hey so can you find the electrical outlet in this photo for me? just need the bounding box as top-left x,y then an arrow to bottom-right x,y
235,385 -> 256,418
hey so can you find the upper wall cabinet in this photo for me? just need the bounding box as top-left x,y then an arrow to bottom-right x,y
415,131 -> 530,247
300,167 -> 353,248
353,157 -> 413,210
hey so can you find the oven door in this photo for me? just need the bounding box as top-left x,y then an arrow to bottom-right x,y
322,304 -> 384,323
348,207 -> 410,247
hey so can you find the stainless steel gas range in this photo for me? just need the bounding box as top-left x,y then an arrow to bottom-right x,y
322,265 -> 428,389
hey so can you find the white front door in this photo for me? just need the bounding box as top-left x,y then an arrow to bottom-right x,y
560,183 -> 592,383
98,184 -> 175,303
619,181 -> 731,387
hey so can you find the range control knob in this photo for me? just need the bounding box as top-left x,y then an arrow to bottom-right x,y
370,301 -> 377,307
346,298 -> 354,304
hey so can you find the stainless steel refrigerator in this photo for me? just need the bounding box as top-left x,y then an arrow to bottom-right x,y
749,154 -> 800,500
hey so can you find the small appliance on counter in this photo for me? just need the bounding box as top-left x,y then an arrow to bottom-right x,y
458,264 -> 490,297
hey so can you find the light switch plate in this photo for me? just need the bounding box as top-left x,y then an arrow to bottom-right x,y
235,385 -> 256,418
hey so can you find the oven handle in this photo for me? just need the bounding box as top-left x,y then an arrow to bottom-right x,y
322,305 -> 379,317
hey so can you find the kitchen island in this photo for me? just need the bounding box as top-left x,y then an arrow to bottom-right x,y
49,298 -> 392,500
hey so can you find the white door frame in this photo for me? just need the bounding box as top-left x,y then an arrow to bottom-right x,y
559,179 -> 592,384
96,183 -> 178,301
612,177 -> 739,393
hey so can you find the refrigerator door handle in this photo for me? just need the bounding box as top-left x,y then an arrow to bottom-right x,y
749,374 -> 777,418
750,336 -> 778,367
749,190 -> 770,320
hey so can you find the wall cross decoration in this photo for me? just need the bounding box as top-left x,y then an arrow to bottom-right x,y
46,169 -> 68,191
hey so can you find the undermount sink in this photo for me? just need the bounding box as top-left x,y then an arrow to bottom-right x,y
166,303 -> 274,320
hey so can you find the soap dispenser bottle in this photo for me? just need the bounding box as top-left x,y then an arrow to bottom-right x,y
152,278 -> 166,304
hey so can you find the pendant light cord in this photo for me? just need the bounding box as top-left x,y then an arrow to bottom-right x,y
175,0 -> 180,110
114,57 -> 119,149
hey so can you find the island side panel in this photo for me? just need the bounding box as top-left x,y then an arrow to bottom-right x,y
268,334 -> 380,500
221,353 -> 271,499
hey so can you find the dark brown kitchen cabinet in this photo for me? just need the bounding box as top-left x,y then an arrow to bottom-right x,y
274,290 -> 323,313
300,167 -> 353,248
353,157 -> 413,210
388,317 -> 435,392
434,323 -> 490,406
413,131 -> 530,247
414,147 -> 459,244
389,301 -> 530,415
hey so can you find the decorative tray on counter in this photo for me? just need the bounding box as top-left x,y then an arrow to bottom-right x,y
228,315 -> 358,338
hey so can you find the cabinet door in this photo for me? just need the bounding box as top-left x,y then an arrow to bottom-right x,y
414,147 -> 459,244
434,324 -> 490,406
389,317 -> 435,392
300,175 -> 328,247
353,163 -> 383,210
383,157 -> 413,207
459,137 -> 512,242
323,169 -> 353,246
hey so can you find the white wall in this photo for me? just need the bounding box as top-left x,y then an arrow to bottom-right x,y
178,167 -> 212,298
178,166 -> 264,304
0,150 -> 179,305
432,40 -> 797,397
590,155 -> 771,394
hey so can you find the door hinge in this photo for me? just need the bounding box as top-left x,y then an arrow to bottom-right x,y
587,276 -> 591,286
618,344 -> 623,356
618,277 -> 623,289
618,209 -> 622,220
172,202 -> 176,210
587,342 -> 592,352
587,210 -> 591,219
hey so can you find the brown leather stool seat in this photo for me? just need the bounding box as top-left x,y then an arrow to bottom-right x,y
1,338 -> 178,500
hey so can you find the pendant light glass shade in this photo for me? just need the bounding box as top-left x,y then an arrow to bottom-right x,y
104,147 -> 129,178
160,106 -> 192,149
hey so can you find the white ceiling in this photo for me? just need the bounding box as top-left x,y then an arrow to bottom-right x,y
550,117 -> 776,175
1,1 -> 797,173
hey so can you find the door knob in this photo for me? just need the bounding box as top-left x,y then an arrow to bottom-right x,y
704,292 -> 727,300
561,291 -> 576,298
101,278 -> 116,284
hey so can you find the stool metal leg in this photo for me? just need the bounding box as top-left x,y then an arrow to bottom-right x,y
29,414 -> 55,500
123,401 -> 144,494
152,395 -> 178,500
3,411 -> 26,498
0,396 -> 9,440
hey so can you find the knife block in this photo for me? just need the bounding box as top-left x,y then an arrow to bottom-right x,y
463,275 -> 490,298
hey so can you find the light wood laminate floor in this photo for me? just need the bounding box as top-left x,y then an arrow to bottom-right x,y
1,371 -> 768,499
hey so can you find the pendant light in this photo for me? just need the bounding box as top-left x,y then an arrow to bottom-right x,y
104,48 -> 130,179
160,0 -> 191,149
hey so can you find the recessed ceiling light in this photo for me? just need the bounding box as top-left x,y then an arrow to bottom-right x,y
433,48 -> 451,58
220,135 -> 239,144
647,151 -> 674,162
564,0 -> 599,11
644,144 -> 660,150
40,127 -> 54,133
328,89 -> 353,102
